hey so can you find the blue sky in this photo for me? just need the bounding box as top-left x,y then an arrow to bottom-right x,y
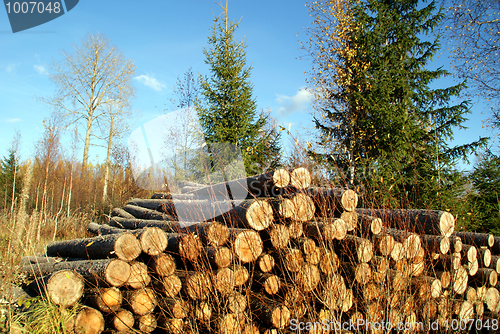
0,0 -> 494,171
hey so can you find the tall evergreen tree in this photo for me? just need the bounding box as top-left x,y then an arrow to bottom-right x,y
305,0 -> 486,208
197,2 -> 280,176
0,149 -> 22,210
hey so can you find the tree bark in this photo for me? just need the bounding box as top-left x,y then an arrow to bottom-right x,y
19,258 -> 131,287
46,233 -> 142,262
453,231 -> 494,248
356,208 -> 455,237
310,187 -> 359,213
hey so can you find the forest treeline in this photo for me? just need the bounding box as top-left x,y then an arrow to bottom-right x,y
0,0 -> 499,245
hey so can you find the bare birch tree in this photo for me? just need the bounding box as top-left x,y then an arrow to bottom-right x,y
47,33 -> 135,176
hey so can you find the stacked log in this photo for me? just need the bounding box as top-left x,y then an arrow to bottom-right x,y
17,167 -> 500,333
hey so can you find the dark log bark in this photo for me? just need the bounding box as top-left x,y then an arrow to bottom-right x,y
46,233 -> 142,262
185,168 -> 291,199
310,187 -> 359,213
356,208 -> 455,237
420,234 -> 450,255
108,216 -> 183,232
338,235 -> 373,263
20,259 -> 131,287
357,213 -> 383,236
123,204 -> 176,221
490,255 -> 500,273
251,296 -> 291,329
111,207 -> 135,219
469,268 -> 498,287
453,231 -> 494,248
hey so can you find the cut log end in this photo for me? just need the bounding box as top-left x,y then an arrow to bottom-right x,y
290,167 -> 311,189
46,270 -> 85,308
73,306 -> 105,334
247,200 -> 273,231
439,212 -> 455,237
233,230 -> 263,263
273,168 -> 291,188
115,233 -> 142,261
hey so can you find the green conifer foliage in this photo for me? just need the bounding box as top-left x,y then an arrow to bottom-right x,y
197,3 -> 280,177
306,0 -> 486,208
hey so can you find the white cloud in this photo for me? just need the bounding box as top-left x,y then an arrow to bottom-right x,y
6,118 -> 21,123
5,63 -> 18,73
34,64 -> 48,75
134,74 -> 166,91
276,88 -> 314,115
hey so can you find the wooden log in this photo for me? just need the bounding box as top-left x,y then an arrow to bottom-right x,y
299,238 -> 321,265
390,242 -> 405,262
186,168 -> 291,199
215,267 -> 236,295
231,229 -> 263,263
339,235 -> 373,263
412,276 -> 442,299
137,313 -> 157,333
185,221 -> 229,247
251,297 -> 291,329
165,233 -> 203,262
458,300 -> 474,320
29,270 -> 84,307
231,264 -> 250,286
108,216 -> 182,232
357,213 -> 383,236
452,265 -> 469,294
469,268 -> 498,287
19,254 -> 78,266
123,204 -> 176,220
261,224 -> 290,250
490,255 -> 500,273
282,248 -> 304,273
125,288 -> 157,315
340,210 -> 358,232
126,261 -> 151,289
372,256 -> 390,273
184,271 -> 212,300
437,271 -> 451,289
158,297 -> 191,319
295,264 -> 321,292
195,301 -> 213,323
271,197 -> 295,220
18,258 -> 131,287
420,234 -> 450,255
46,233 -> 142,262
110,309 -> 134,332
217,313 -> 245,333
149,253 -> 176,277
72,306 -> 105,334
254,273 -> 282,295
290,193 -> 315,222
450,236 -> 463,253
206,246 -> 233,268
227,291 -> 247,313
318,248 -> 340,275
213,199 -> 274,231
257,253 -> 275,273
287,220 -> 303,239
310,187 -> 359,213
87,222 -> 126,235
290,167 -> 311,189
157,273 -> 182,298
85,287 -> 122,313
111,207 -> 135,219
384,228 -> 421,259
305,218 -> 346,241
453,231 -> 494,248
485,287 -> 500,312
479,247 -> 492,268
356,208 -> 455,237
375,234 -> 395,257
88,224 -> 169,256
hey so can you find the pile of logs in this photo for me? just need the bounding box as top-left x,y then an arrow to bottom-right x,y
17,167 -> 500,333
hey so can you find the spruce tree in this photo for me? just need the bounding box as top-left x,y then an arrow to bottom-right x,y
197,3 -> 280,177
306,0 -> 486,208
